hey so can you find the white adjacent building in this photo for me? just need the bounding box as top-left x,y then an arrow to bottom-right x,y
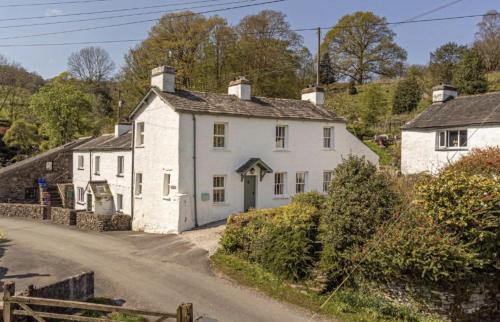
72,124 -> 132,215
401,85 -> 500,175
126,66 -> 378,234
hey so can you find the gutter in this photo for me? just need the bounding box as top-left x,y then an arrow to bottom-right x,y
192,114 -> 198,227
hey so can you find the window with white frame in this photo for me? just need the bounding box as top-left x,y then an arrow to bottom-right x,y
275,125 -> 287,149
116,194 -> 123,212
213,176 -> 226,203
135,173 -> 143,196
274,172 -> 286,195
296,172 -> 307,193
117,156 -> 124,176
323,171 -> 334,192
163,173 -> 171,197
323,127 -> 334,148
213,123 -> 227,148
94,155 -> 100,175
437,129 -> 468,149
77,155 -> 84,170
77,187 -> 85,203
136,122 -> 145,146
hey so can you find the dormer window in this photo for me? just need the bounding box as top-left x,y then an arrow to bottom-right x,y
437,129 -> 468,149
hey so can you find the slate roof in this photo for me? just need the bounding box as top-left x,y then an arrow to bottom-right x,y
74,132 -> 132,151
132,87 -> 345,122
236,158 -> 273,173
403,91 -> 500,130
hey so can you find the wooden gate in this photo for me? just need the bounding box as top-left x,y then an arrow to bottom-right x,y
2,281 -> 193,322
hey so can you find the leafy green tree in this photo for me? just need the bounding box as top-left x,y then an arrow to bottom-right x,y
392,72 -> 422,114
3,120 -> 40,153
319,53 -> 336,84
29,75 -> 92,148
359,84 -> 387,125
429,42 -> 468,84
452,48 -> 489,94
322,11 -> 407,84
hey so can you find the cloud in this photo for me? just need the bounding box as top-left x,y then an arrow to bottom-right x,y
45,8 -> 63,17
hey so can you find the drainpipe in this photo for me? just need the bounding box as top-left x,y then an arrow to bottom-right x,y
130,121 -> 135,221
89,150 -> 93,182
192,114 -> 198,227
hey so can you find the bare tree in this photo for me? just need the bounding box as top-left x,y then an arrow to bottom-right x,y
67,46 -> 115,82
475,10 -> 500,72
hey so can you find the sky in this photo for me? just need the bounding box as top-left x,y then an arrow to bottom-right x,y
0,0 -> 498,79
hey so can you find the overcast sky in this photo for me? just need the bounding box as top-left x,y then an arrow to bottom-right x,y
0,0 -> 498,79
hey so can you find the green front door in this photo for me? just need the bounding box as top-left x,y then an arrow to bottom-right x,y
244,176 -> 256,212
86,193 -> 93,212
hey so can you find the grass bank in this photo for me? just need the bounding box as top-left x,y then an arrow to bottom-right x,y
211,252 -> 444,322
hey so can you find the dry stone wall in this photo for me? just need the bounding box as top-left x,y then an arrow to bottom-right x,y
76,212 -> 131,231
0,203 -> 49,220
19,271 -> 94,301
51,207 -> 77,225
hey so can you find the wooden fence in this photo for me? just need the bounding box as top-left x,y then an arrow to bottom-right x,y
2,281 -> 193,322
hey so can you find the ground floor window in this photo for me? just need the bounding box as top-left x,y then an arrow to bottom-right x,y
437,129 -> 468,149
135,173 -> 143,196
213,175 -> 226,203
116,193 -> 123,212
77,187 -> 85,203
274,172 -> 286,195
323,171 -> 334,192
296,172 -> 306,193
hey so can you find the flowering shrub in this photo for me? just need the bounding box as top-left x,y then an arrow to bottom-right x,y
443,147 -> 500,177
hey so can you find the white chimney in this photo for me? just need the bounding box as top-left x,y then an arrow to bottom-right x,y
151,66 -> 176,93
432,84 -> 457,103
228,76 -> 251,100
114,122 -> 132,137
301,86 -> 325,106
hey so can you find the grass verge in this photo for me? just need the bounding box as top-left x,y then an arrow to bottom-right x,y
211,252 -> 445,322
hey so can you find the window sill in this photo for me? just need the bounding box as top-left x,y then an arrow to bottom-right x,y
77,168 -> 84,171
162,196 -> 172,201
134,195 -> 143,200
77,201 -> 85,205
116,174 -> 124,178
322,148 -> 335,151
211,148 -> 231,152
213,202 -> 229,206
273,149 -> 290,152
273,196 -> 290,200
135,145 -> 144,149
435,148 -> 468,152
94,173 -> 100,176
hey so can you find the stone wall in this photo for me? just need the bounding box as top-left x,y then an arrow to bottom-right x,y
0,203 -> 49,220
19,271 -> 94,301
51,207 -> 77,226
76,213 -> 131,232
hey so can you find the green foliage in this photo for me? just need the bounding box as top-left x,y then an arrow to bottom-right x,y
3,120 -> 40,152
319,155 -> 400,284
443,147 -> 500,177
29,76 -> 92,148
452,48 -> 489,94
429,42 -> 468,84
359,84 -> 387,125
319,53 -> 336,84
291,191 -> 326,210
392,73 -> 422,114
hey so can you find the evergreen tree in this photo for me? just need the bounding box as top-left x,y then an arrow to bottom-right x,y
359,84 -> 386,125
392,73 -> 422,114
453,48 -> 489,95
429,42 -> 468,84
319,53 -> 336,84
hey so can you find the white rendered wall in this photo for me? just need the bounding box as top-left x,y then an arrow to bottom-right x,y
72,150 -> 132,214
401,126 -> 500,175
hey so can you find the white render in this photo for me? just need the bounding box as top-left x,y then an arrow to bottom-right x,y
301,91 -> 325,106
73,150 -> 132,215
131,93 -> 379,234
401,126 -> 500,175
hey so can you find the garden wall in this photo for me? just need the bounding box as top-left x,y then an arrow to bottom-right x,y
0,203 -> 49,220
51,207 -> 77,226
76,212 -> 131,232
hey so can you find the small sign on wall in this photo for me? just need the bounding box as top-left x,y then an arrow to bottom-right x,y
201,193 -> 210,201
46,161 -> 53,171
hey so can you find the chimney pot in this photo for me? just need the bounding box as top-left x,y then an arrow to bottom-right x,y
432,84 -> 457,103
301,86 -> 325,106
151,66 -> 176,93
228,76 -> 252,100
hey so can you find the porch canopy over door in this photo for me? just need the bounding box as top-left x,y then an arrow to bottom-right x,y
236,158 -> 273,181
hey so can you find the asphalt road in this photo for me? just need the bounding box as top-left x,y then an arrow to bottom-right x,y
0,217 -> 324,322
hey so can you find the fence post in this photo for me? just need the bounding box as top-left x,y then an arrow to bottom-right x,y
3,280 -> 15,322
176,303 -> 193,322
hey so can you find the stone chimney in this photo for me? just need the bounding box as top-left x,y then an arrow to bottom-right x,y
301,86 -> 325,106
432,84 -> 457,103
228,76 -> 251,100
151,66 -> 175,93
115,122 -> 132,137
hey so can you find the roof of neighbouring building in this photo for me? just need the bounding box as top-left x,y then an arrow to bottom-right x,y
130,87 -> 345,122
73,132 -> 132,151
402,91 -> 500,130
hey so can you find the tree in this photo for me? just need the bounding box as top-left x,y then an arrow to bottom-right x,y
392,72 -> 422,114
319,53 -> 336,84
68,46 -> 115,82
474,10 -> 500,72
322,11 -> 407,84
29,75 -> 92,148
452,48 -> 489,95
3,120 -> 40,153
429,42 -> 468,84
359,84 -> 387,125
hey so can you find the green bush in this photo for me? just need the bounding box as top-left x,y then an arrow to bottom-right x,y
443,147 -> 500,177
319,156 -> 400,285
291,191 -> 326,210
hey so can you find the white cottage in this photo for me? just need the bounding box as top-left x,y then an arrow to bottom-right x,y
401,85 -> 500,174
73,124 -> 132,215
128,66 -> 378,234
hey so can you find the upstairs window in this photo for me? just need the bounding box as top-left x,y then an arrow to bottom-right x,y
213,123 -> 227,148
437,129 -> 468,149
323,171 -> 334,193
163,173 -> 171,197
94,156 -> 100,175
77,155 -> 84,170
117,156 -> 125,176
135,173 -> 143,196
275,125 -> 287,149
274,172 -> 286,195
213,176 -> 226,203
323,127 -> 334,148
77,187 -> 85,203
296,172 -> 306,193
136,122 -> 145,146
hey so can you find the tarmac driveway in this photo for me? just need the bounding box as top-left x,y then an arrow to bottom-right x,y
0,217 -> 323,322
